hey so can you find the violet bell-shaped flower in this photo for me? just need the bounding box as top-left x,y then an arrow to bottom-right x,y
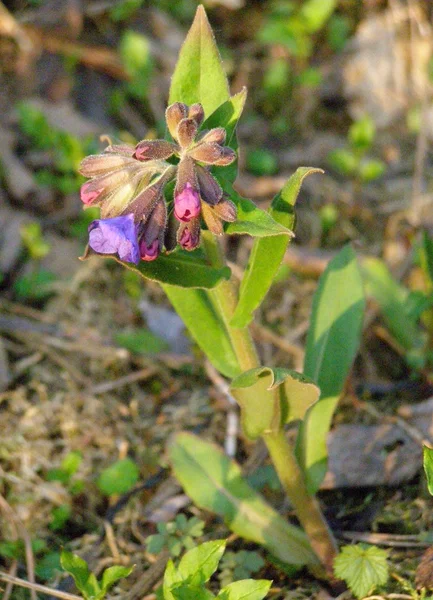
78,101 -> 239,263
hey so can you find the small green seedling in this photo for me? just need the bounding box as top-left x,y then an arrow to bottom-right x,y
20,222 -> 51,260
328,115 -> 386,183
218,550 -> 264,588
334,544 -> 389,599
162,540 -> 271,600
61,550 -> 133,600
97,457 -> 140,496
147,514 -> 205,557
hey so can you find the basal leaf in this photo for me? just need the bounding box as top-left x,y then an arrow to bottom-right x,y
217,579 -> 272,600
169,433 -> 318,567
231,367 -> 319,440
423,445 -> 433,495
113,250 -> 231,289
178,540 -> 226,586
169,5 -> 230,117
222,185 -> 293,238
162,285 -> 240,378
362,257 -> 425,352
231,168 -> 322,328
296,245 -> 365,494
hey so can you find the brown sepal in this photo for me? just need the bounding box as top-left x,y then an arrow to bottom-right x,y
177,118 -> 198,149
201,202 -> 224,235
214,198 -> 237,222
188,103 -> 205,126
166,102 -> 188,141
195,164 -> 223,205
134,139 -> 178,161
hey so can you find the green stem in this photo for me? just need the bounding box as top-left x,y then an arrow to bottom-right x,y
202,231 -> 338,576
263,429 -> 338,576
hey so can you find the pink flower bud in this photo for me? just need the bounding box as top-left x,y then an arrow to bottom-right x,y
80,182 -> 103,205
140,239 -> 160,262
174,182 -> 201,222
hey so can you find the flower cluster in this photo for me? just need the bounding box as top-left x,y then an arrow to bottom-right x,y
79,102 -> 237,264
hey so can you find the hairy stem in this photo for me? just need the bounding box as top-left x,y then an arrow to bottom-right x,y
202,231 -> 338,576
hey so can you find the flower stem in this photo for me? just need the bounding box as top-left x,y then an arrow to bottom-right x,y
263,429 -> 338,576
202,231 -> 338,576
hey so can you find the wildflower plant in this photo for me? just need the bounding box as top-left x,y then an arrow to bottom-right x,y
78,6 -> 366,581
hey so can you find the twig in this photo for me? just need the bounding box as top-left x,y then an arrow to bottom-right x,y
0,572 -> 82,600
340,531 -> 430,548
205,361 -> 239,458
85,366 -> 159,395
0,495 -> 37,600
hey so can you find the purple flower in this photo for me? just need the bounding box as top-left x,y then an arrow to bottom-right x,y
174,182 -> 201,222
140,239 -> 160,261
88,214 -> 140,264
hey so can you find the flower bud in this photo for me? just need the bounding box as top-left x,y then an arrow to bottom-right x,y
174,182 -> 201,222
166,102 -> 188,141
199,127 -> 226,145
195,164 -> 222,205
188,103 -> 205,126
177,118 -> 198,148
140,239 -> 160,261
178,218 -> 200,250
189,142 -> 225,164
134,140 -> 177,161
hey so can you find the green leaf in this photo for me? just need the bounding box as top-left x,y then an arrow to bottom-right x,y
147,534 -> 167,555
115,329 -> 169,355
178,540 -> 226,586
422,231 -> 433,285
172,584 -> 215,600
203,88 -> 247,183
231,168 -> 322,328
246,149 -> 278,176
113,250 -> 231,289
101,565 -> 133,593
230,367 -> 319,440
97,458 -> 139,496
169,5 -> 230,118
358,159 -> 386,182
328,148 -> 357,176
50,504 -> 71,531
299,0 -> 337,33
334,545 -> 389,600
362,257 -> 425,352
223,186 -> 293,238
162,285 -> 240,378
169,433 -> 318,567
35,552 -> 62,581
202,88 -> 247,147
217,579 -> 272,600
61,451 -> 83,476
423,445 -> 433,495
163,559 -> 183,600
349,116 -> 376,151
60,551 -> 101,600
296,245 -> 365,494
14,269 -> 57,300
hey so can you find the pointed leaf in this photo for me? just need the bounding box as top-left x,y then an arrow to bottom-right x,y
423,445 -> 433,495
296,245 -> 365,494
169,433 -> 318,567
217,579 -> 272,600
113,250 -> 231,289
178,540 -> 226,586
169,5 -> 230,117
60,551 -> 91,595
172,584 -> 215,600
101,565 -> 133,593
162,285 -> 240,378
362,257 -> 426,351
222,185 -> 293,238
231,168 -> 322,327
163,559 -> 183,600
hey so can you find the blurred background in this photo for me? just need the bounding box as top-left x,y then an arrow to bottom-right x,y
2,1 -> 433,596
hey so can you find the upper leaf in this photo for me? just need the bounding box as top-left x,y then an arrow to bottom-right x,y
231,367 -> 319,440
169,5 -> 230,118
162,286 -> 240,378
231,168 -> 322,328
296,245 -> 365,494
101,565 -> 133,594
222,185 -> 293,238
113,250 -> 231,289
169,432 -> 318,567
